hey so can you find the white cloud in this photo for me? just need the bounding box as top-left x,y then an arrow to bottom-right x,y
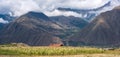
0,18 -> 9,23
0,0 -> 119,17
44,9 -> 82,17
0,0 -> 40,16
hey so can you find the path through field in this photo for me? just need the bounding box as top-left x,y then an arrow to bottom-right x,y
0,54 -> 120,57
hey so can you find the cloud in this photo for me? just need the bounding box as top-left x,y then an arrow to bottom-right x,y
0,0 -> 119,17
35,0 -> 110,10
0,0 -> 40,16
44,9 -> 83,17
0,18 -> 9,23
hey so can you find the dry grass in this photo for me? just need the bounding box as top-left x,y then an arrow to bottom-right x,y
0,45 -> 120,56
0,54 -> 120,57
0,47 -> 104,56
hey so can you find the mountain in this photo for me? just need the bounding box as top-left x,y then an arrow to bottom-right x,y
50,16 -> 88,29
0,11 -> 88,46
0,12 -> 63,46
69,6 -> 120,47
49,16 -> 88,38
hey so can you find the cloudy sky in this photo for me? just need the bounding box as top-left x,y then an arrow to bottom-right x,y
0,0 -> 120,17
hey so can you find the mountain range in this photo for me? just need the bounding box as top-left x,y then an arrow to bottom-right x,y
0,12 -> 88,46
0,2 -> 120,47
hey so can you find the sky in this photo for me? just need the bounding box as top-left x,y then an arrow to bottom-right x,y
0,0 -> 120,17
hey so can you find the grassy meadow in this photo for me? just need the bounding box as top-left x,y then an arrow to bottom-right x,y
0,47 -> 104,56
0,44 -> 120,56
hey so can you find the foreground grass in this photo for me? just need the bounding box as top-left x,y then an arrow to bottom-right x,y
0,46 -> 105,56
0,46 -> 120,56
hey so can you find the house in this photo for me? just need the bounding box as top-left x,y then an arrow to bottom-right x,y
49,43 -> 63,47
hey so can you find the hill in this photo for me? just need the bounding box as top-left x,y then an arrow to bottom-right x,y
69,6 -> 120,47
0,12 -> 62,46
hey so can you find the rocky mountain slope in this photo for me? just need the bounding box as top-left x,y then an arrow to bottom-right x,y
49,16 -> 88,38
69,6 -> 120,47
0,12 -> 63,46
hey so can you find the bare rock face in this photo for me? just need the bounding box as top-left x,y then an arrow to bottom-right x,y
0,12 -> 63,46
69,6 -> 120,47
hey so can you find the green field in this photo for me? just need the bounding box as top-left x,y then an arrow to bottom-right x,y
0,47 -> 104,56
0,44 -> 120,56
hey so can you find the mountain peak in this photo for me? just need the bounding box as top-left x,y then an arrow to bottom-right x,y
23,11 -> 49,21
